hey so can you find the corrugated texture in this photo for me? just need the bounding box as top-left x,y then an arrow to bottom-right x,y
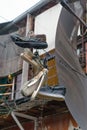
0,33 -> 23,77
55,1 -> 87,130
47,49 -> 58,86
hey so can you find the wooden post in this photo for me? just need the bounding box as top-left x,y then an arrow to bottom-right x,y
11,77 -> 15,100
85,2 -> 87,74
21,14 -> 34,87
85,42 -> 87,74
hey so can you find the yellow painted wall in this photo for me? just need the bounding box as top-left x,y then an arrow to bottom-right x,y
41,49 -> 58,87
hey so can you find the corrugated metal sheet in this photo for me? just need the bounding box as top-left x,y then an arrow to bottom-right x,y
55,1 -> 87,130
0,33 -> 23,77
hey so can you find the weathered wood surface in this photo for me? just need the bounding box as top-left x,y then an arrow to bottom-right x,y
55,1 -> 87,130
0,84 -> 13,87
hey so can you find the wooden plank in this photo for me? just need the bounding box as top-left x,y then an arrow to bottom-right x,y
0,84 -> 13,87
21,14 -> 34,87
41,49 -> 58,86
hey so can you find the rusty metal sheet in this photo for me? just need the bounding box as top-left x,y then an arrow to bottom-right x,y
0,34 -> 23,77
55,1 -> 87,130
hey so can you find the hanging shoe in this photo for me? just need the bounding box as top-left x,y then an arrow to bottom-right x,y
11,34 -> 48,49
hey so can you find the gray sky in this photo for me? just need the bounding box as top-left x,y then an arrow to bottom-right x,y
0,0 -> 40,23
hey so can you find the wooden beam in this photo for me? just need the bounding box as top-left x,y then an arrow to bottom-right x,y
0,92 -> 11,96
0,84 -> 13,87
21,14 -> 34,87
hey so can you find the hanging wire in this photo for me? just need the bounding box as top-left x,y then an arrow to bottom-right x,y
0,0 -> 85,96
0,0 -> 86,82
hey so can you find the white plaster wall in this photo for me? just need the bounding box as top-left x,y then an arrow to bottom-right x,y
35,4 -> 62,54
